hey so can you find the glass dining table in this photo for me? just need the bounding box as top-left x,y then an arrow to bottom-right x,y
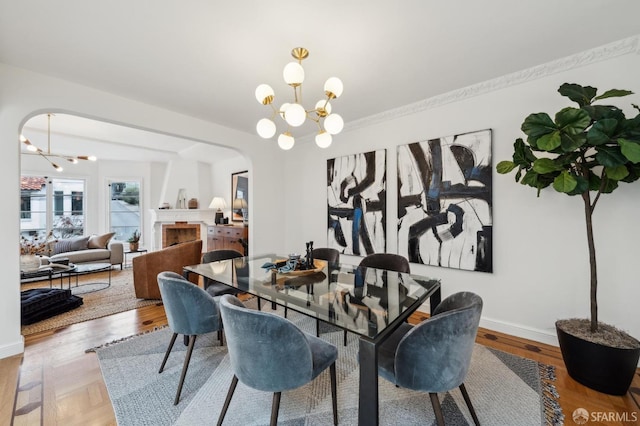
183,253 -> 441,425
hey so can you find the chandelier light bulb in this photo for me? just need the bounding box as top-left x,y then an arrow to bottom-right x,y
88,155 -> 97,162
315,100 -> 332,117
255,84 -> 275,105
315,131 -> 332,148
20,134 -> 27,142
68,158 -> 79,164
278,132 -> 295,150
324,113 -> 344,135
26,143 -> 38,152
279,102 -> 290,120
283,62 -> 305,86
324,77 -> 344,99
284,103 -> 306,127
256,118 -> 276,139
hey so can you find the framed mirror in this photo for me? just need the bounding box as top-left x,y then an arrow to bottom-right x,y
231,170 -> 248,223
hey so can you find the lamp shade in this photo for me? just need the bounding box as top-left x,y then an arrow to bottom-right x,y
283,62 -> 305,86
278,132 -> 295,150
209,197 -> 226,210
324,77 -> 343,98
315,131 -> 332,148
284,103 -> 306,127
256,118 -> 276,139
232,198 -> 247,209
255,84 -> 275,105
324,113 -> 344,135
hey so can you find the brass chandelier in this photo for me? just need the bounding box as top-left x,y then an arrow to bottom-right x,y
255,47 -> 344,150
21,113 -> 97,172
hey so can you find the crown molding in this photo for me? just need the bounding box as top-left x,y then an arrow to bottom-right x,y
347,35 -> 640,132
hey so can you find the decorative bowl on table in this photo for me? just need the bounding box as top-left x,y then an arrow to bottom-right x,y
280,258 -> 327,276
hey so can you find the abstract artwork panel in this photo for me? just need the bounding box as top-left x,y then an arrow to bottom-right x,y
397,129 -> 492,272
327,150 -> 386,255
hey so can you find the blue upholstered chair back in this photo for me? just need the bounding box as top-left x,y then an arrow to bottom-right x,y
359,253 -> 410,273
394,292 -> 483,393
219,294 -> 315,392
157,271 -> 222,336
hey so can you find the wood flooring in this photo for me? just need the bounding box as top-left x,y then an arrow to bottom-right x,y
3,301 -> 639,425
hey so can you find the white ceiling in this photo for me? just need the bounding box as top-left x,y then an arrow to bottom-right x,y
3,1 -> 640,159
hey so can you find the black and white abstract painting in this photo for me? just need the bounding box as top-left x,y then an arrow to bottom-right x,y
397,129 -> 492,272
327,150 -> 386,255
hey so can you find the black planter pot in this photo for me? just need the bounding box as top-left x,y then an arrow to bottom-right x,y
556,324 -> 640,395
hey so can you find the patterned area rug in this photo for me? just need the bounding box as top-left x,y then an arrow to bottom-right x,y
96,302 -> 563,426
21,268 -> 158,335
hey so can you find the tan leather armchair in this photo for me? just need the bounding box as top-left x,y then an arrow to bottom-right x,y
132,240 -> 203,299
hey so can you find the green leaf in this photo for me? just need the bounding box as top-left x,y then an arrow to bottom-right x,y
555,107 -> 591,135
593,89 -> 634,101
553,170 -> 578,193
496,161 -> 516,174
520,170 -> 541,188
586,118 -> 619,145
532,158 -> 563,174
513,138 -> 536,166
595,145 -> 628,167
582,105 -> 625,121
567,175 -> 589,196
619,138 -> 640,163
521,113 -> 556,148
621,162 -> 640,183
605,165 -> 629,181
560,133 -> 586,151
558,83 -> 597,107
601,178 -> 619,194
537,131 -> 561,151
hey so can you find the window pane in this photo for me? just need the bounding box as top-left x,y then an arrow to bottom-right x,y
109,181 -> 141,242
20,177 -> 47,239
51,178 -> 85,238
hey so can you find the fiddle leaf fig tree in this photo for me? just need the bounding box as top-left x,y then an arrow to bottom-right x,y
497,83 -> 640,333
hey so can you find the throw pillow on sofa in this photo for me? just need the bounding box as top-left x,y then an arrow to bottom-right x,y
53,235 -> 90,255
88,232 -> 116,249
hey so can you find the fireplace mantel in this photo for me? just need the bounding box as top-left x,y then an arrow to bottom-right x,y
150,209 -> 216,251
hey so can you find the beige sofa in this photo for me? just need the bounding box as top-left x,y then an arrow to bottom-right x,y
43,234 -> 124,269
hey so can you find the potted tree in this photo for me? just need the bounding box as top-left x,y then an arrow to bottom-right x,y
497,83 -> 640,395
128,230 -> 141,252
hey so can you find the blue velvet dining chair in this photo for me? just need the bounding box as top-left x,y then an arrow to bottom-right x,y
375,291 -> 483,425
217,294 -> 339,426
157,271 -> 224,405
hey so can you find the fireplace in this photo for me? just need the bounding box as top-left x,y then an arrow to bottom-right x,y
162,222 -> 200,248
150,209 -> 215,251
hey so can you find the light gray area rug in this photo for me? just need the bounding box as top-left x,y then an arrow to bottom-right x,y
96,304 -> 563,426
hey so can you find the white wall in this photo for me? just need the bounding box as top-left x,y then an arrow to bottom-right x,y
1,63 -> 285,359
282,51 -> 640,347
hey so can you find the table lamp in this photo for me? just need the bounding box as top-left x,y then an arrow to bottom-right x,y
232,198 -> 248,226
209,197 -> 226,224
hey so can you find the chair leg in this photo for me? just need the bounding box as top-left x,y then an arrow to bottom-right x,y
343,330 -> 348,346
330,362 -> 338,426
257,297 -> 261,311
429,393 -> 445,426
459,383 -> 480,426
284,306 -> 288,318
217,329 -> 225,346
159,332 -> 178,373
270,392 -> 282,426
174,335 -> 197,405
217,375 -> 238,426
315,318 -> 320,337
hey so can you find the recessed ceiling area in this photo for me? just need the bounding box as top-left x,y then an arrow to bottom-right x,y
20,114 -> 242,164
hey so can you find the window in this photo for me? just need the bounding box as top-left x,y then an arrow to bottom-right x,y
20,176 -> 85,241
108,180 -> 141,242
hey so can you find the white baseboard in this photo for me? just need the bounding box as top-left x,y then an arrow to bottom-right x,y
478,317 -> 559,347
0,336 -> 24,359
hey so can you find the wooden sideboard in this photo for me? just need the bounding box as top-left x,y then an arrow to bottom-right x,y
207,225 -> 248,255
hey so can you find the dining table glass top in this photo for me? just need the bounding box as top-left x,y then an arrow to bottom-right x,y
184,253 -> 441,341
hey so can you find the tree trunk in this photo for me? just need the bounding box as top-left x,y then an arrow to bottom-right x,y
581,191 -> 598,333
